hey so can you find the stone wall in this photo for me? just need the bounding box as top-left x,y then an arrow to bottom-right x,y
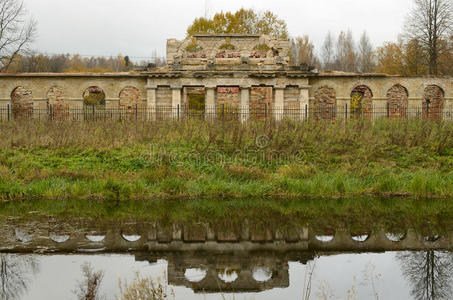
217,87 -> 240,109
313,86 -> 336,120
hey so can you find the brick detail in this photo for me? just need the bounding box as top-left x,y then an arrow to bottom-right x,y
386,84 -> 408,118
250,87 -> 272,118
119,86 -> 142,110
423,85 -> 444,120
11,86 -> 33,118
313,86 -> 336,121
217,87 -> 239,109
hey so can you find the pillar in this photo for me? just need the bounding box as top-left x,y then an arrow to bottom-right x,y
146,85 -> 157,120
274,86 -> 285,121
299,87 -> 309,121
171,86 -> 182,119
205,86 -> 216,119
240,86 -> 250,122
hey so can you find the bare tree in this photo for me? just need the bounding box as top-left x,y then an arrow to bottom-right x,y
0,0 -> 37,72
404,0 -> 453,75
357,31 -> 375,73
336,30 -> 357,72
321,31 -> 335,71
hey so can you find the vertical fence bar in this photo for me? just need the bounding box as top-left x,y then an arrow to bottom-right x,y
265,103 -> 268,119
7,104 -> 10,121
426,102 -> 429,119
49,104 -> 53,121
177,104 -> 180,120
222,104 -> 225,120
135,104 -> 138,120
345,103 -> 348,120
305,104 -> 308,121
386,102 -> 390,118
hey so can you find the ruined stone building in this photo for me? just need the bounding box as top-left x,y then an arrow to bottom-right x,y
0,34 -> 451,120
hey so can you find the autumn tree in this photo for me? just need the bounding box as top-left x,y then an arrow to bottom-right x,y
0,0 -> 36,72
404,0 -> 453,75
290,35 -> 318,67
376,40 -> 405,75
357,31 -> 376,73
404,38 -> 429,75
187,8 -> 288,39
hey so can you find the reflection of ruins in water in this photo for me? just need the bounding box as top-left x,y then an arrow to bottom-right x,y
136,251 -> 313,293
3,217 -> 453,294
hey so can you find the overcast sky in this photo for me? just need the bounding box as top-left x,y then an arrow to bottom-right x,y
23,0 -> 415,60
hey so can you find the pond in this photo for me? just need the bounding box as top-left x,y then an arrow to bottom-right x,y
2,250 -> 452,299
1,217 -> 453,299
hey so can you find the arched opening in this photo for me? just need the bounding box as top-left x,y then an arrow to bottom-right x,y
386,84 -> 408,118
313,86 -> 336,121
119,86 -> 142,110
423,85 -> 444,120
350,85 -> 373,118
11,86 -> 33,118
83,86 -> 105,106
47,86 -> 68,119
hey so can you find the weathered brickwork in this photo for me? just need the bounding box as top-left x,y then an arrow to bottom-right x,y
423,85 -> 444,120
216,87 -> 240,109
251,87 -> 273,111
350,85 -> 373,118
119,86 -> 143,110
386,84 -> 408,118
313,86 -> 336,121
47,86 -> 68,118
11,86 -> 33,117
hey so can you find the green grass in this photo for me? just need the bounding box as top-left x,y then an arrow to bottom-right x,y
1,117 -> 453,202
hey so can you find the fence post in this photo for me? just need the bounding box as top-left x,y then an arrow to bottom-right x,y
177,104 -> 180,120
92,105 -> 95,120
386,102 -> 390,118
305,104 -> 308,121
345,103 -> 348,120
49,104 -> 53,121
222,104 -> 225,120
265,103 -> 268,119
7,104 -> 10,121
135,104 -> 138,120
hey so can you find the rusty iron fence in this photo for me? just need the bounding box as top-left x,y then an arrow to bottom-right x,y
0,103 -> 451,122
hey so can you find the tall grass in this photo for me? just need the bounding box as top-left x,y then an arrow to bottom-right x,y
1,117 -> 453,200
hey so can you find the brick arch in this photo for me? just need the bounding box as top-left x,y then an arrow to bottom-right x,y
423,85 -> 445,120
386,84 -> 408,118
350,85 -> 373,118
11,86 -> 33,118
119,86 -> 142,109
83,86 -> 105,106
313,86 -> 336,121
47,86 -> 68,119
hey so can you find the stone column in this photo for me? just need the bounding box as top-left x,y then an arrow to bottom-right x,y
240,86 -> 250,122
205,86 -> 216,119
274,86 -> 285,121
146,85 -> 157,121
299,87 -> 309,121
171,86 -> 182,119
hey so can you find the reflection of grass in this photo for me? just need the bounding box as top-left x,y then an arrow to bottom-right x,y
1,118 -> 453,203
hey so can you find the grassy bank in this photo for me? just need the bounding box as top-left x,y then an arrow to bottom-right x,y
1,118 -> 453,200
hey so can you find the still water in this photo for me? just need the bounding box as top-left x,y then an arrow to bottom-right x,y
2,250 -> 452,300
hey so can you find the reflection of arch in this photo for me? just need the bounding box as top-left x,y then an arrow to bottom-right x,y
83,86 -> 105,106
386,84 -> 408,118
350,85 -> 373,118
11,86 -> 33,118
119,86 -> 142,109
423,85 -> 444,120
313,86 -> 336,121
